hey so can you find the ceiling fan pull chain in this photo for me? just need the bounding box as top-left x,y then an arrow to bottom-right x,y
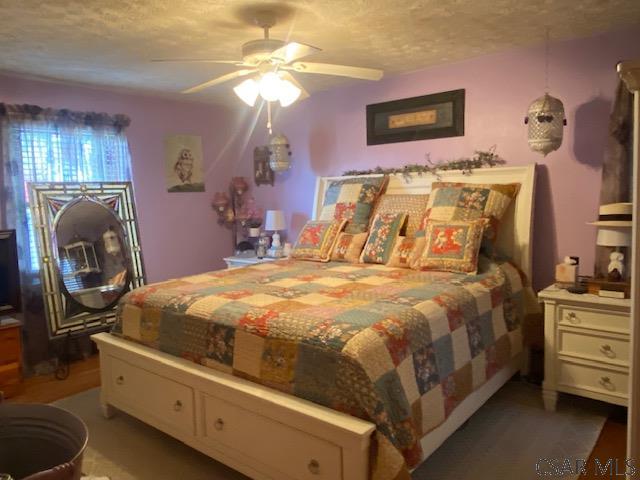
267,101 -> 273,135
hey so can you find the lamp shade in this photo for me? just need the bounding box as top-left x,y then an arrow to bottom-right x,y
596,227 -> 631,247
264,210 -> 286,231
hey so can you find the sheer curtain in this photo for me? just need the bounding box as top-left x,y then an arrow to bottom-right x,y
0,104 -> 132,367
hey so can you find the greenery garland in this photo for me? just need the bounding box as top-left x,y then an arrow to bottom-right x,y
343,147 -> 505,179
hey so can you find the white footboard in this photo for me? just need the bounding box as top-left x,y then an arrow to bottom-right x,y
92,333 -> 375,480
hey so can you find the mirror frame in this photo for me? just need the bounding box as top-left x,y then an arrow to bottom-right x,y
29,182 -> 146,338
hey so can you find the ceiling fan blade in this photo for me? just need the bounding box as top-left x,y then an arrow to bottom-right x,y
288,62 -> 383,81
181,69 -> 257,94
270,42 -> 321,64
279,72 -> 310,100
152,59 -> 242,64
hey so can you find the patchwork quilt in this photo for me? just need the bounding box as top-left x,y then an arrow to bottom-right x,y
112,257 -> 526,479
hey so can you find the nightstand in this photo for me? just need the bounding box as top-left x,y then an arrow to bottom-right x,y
538,285 -> 630,411
0,316 -> 22,398
223,255 -> 278,269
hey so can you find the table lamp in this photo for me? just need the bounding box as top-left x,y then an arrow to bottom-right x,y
596,227 -> 631,282
264,210 -> 286,258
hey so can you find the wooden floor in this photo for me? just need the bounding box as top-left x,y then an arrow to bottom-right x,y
6,356 -> 628,477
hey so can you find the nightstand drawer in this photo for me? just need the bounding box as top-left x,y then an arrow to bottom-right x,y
558,361 -> 628,398
559,329 -> 629,366
558,306 -> 629,333
0,329 -> 21,364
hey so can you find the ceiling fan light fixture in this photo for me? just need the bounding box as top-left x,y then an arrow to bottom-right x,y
233,78 -> 260,106
278,79 -> 301,107
258,72 -> 283,102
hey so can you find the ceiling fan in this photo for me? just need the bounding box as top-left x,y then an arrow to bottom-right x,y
153,12 -> 384,107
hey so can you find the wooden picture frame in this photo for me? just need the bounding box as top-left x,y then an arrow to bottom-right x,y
253,146 -> 274,186
366,89 -> 465,145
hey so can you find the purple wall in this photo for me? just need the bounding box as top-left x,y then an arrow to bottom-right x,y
237,27 -> 640,290
0,74 -> 242,282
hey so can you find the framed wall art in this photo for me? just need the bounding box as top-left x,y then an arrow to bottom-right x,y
253,146 -> 274,186
366,89 -> 465,145
165,134 -> 205,192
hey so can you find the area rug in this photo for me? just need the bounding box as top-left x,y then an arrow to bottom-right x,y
53,381 -> 609,480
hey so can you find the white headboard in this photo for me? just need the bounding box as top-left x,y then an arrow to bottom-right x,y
313,164 -> 537,282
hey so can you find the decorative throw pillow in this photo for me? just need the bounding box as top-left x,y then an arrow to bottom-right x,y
331,232 -> 368,263
413,218 -> 488,274
319,176 -> 388,234
424,182 -> 519,243
370,193 -> 429,238
291,220 -> 346,262
360,212 -> 407,264
386,236 -> 417,268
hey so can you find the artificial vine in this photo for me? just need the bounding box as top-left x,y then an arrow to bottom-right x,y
343,146 -> 505,180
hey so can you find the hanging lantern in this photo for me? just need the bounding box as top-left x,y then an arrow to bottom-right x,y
524,93 -> 567,156
268,134 -> 292,172
103,226 -> 121,256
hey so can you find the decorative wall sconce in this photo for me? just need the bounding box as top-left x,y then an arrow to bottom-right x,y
268,134 -> 292,172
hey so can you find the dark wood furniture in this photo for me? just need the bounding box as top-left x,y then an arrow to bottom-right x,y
0,316 -> 22,398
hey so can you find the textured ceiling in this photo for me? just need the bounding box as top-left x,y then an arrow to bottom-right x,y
1,0 -> 639,105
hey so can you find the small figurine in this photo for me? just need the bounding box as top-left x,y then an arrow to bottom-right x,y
607,251 -> 624,282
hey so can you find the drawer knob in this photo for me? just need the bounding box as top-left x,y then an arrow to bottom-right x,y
116,375 -> 124,385
599,376 -> 615,391
566,312 -> 579,324
214,418 -> 224,431
600,344 -> 616,358
173,400 -> 182,412
308,459 -> 320,475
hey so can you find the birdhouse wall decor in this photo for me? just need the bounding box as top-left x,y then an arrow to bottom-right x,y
268,134 -> 292,172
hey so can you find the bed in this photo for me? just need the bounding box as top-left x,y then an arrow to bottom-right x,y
92,164 -> 536,480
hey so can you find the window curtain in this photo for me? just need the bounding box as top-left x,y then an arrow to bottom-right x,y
0,103 -> 132,368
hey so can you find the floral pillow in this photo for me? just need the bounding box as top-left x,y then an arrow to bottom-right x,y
413,218 -> 488,274
424,182 -> 519,243
386,236 -> 417,268
331,232 -> 368,263
319,177 -> 388,234
360,212 -> 407,264
370,193 -> 429,238
291,220 -> 346,262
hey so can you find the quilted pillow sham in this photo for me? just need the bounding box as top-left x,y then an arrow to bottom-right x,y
385,236 -> 417,268
291,219 -> 346,262
331,232 -> 368,263
412,218 -> 488,274
360,212 -> 407,264
424,182 -> 519,244
319,176 -> 388,234
370,193 -> 429,238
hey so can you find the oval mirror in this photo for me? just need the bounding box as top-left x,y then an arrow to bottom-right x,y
54,198 -> 130,310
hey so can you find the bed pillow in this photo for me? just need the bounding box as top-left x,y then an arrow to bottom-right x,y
319,176 -> 388,234
412,218 -> 488,274
370,193 -> 429,238
360,212 -> 407,264
385,236 -> 417,268
331,232 -> 368,263
424,182 -> 519,244
291,219 -> 346,262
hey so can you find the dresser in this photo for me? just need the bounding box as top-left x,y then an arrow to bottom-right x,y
0,316 -> 22,398
539,286 -> 630,411
223,255 -> 277,269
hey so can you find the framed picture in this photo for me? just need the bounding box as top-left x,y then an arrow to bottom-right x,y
165,134 -> 205,192
366,89 -> 465,145
253,146 -> 274,186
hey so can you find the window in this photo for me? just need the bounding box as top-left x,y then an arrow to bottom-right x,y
8,121 -> 132,273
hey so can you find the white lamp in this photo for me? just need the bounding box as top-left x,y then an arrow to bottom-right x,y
233,79 -> 260,107
264,210 -> 286,258
596,227 -> 631,281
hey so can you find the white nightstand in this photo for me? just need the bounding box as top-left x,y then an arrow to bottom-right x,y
538,285 -> 630,411
223,255 -> 277,269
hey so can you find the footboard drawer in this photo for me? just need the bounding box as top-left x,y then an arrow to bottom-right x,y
108,356 -> 195,435
202,393 -> 342,480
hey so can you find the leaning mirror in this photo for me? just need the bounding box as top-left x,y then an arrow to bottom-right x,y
29,182 -> 145,338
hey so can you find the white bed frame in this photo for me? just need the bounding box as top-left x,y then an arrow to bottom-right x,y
92,164 -> 536,480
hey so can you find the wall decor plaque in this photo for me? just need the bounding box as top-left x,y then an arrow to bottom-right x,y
366,89 -> 465,145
